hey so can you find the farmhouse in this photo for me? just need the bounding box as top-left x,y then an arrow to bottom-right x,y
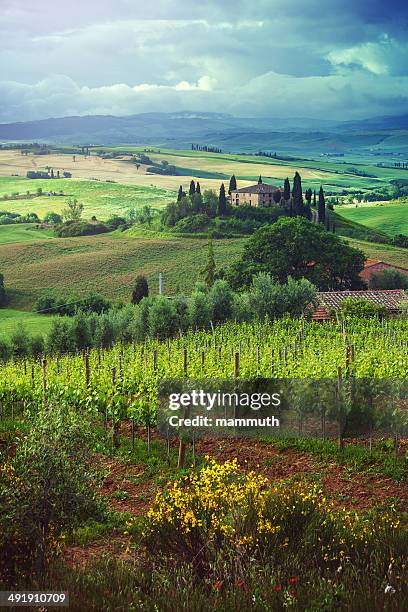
359,259 -> 408,284
312,290 -> 407,322
230,180 -> 280,207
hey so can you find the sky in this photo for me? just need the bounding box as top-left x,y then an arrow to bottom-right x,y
1,0 -> 408,123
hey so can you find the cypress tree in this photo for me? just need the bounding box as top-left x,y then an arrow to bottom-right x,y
177,185 -> 184,202
283,177 -> 291,201
189,180 -> 196,197
292,172 -> 304,216
228,174 -> 237,194
196,182 -> 201,194
318,186 -> 326,224
132,275 -> 149,304
258,175 -> 263,184
202,239 -> 216,287
218,183 -> 227,216
313,190 -> 317,207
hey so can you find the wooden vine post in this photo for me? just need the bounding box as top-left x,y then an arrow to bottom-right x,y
177,348 -> 188,469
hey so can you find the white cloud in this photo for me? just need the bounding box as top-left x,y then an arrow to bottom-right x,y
328,37 -> 408,76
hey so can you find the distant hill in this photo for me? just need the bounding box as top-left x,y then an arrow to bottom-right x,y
1,111 -> 407,154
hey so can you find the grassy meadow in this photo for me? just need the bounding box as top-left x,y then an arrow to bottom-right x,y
0,223 -> 54,244
0,233 -> 246,311
0,308 -> 56,338
336,200 -> 408,237
0,176 -> 175,220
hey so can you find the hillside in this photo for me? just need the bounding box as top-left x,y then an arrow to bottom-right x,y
0,233 -> 246,310
335,200 -> 408,237
1,111 -> 408,155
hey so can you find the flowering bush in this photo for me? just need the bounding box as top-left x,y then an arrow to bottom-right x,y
144,459 -> 407,575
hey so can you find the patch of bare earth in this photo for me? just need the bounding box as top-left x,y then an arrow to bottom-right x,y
94,454 -> 157,515
63,536 -> 132,569
195,437 -> 408,511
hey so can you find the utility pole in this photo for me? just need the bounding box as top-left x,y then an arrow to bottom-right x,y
159,272 -> 163,295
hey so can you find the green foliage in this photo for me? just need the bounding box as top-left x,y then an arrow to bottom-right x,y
0,272 -> 6,307
132,275 -> 149,305
43,211 -> 62,224
187,291 -> 212,329
248,273 -> 317,319
218,183 -> 227,216
201,240 -> 216,287
62,197 -> 84,222
34,291 -> 110,316
228,217 -> 366,290
393,234 -> 408,248
10,323 -> 30,358
369,268 -> 408,289
56,221 -> 109,237
148,297 -> 177,340
0,409 -> 105,580
339,297 -> 387,319
318,185 -> 326,223
209,280 -> 234,322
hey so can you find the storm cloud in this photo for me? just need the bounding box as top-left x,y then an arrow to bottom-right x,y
1,0 -> 407,121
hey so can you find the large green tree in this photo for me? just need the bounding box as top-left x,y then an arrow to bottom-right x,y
318,186 -> 326,223
218,183 -> 227,216
201,239 -> 217,287
228,175 -> 237,194
292,172 -> 306,217
283,177 -> 291,201
132,275 -> 149,304
227,217 -> 366,290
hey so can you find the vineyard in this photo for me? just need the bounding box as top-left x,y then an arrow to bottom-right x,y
1,317 -> 408,608
1,318 -> 407,429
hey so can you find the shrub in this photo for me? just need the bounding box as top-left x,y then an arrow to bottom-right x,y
0,272 -> 6,306
10,324 -> 30,358
43,212 -> 62,224
369,268 -> 408,290
56,221 -> 109,237
392,234 -> 408,248
209,280 -> 234,322
143,459 -> 406,576
340,297 -> 387,319
132,275 -> 149,305
0,409 -> 105,580
188,291 -> 212,329
148,297 -> 177,340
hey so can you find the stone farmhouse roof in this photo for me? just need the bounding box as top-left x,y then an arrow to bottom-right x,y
312,290 -> 407,321
318,290 -> 406,311
231,183 -> 280,194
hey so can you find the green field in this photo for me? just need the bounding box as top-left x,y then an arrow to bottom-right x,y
0,177 -> 175,220
0,233 -> 247,310
346,237 -> 408,268
0,308 -> 55,338
0,223 -> 54,244
336,201 -> 408,237
96,145 -> 408,193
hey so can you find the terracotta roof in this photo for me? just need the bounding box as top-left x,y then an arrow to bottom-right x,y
364,259 -> 381,268
232,183 -> 280,194
317,290 -> 406,311
312,306 -> 331,321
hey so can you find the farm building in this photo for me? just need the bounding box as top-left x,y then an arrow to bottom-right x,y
312,290 -> 407,321
359,259 -> 408,284
230,179 -> 281,207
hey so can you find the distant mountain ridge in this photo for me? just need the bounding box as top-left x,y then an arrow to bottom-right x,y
0,111 -> 407,153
